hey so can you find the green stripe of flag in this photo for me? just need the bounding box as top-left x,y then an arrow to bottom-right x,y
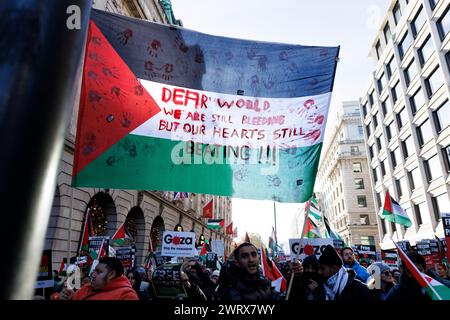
72,134 -> 322,203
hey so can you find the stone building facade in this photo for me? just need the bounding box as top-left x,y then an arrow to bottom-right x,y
316,101 -> 380,249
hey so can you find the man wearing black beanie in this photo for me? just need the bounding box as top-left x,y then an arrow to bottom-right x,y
318,245 -> 374,300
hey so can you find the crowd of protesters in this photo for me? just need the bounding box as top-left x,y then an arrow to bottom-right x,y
37,242 -> 450,301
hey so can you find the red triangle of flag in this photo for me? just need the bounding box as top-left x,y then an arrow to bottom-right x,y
112,223 -> 126,240
73,20 -> 161,177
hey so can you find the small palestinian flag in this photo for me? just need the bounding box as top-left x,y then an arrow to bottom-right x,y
111,223 -> 131,246
207,219 -> 224,229
199,243 -> 207,261
260,243 -> 286,292
381,191 -> 412,227
304,217 -> 321,238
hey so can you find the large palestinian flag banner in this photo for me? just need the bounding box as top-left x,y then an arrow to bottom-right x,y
72,9 -> 339,203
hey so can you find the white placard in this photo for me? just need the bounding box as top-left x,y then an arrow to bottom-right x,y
161,231 -> 196,257
211,240 -> 225,257
288,238 -> 333,261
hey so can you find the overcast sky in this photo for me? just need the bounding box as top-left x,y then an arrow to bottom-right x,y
171,0 -> 391,251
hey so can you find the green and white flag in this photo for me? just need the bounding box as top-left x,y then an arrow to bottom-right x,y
207,219 -> 224,230
381,191 -> 412,227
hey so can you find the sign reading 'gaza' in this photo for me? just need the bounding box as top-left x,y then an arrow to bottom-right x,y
161,231 -> 196,257
289,238 -> 333,261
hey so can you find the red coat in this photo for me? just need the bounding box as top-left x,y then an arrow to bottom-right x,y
73,275 -> 138,300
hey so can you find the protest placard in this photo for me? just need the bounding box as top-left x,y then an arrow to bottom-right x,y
161,231 -> 196,257
288,238 -> 333,261
151,263 -> 187,299
211,240 -> 225,257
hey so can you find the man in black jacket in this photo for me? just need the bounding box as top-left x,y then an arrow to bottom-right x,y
318,245 -> 374,301
385,252 -> 431,301
216,242 -> 302,300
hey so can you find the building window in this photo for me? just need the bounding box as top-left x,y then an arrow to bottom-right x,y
369,91 -> 374,106
386,56 -> 397,79
351,146 -> 359,154
396,107 -> 408,129
442,145 -> 450,172
373,112 -> 379,128
391,81 -> 400,103
446,51 -> 450,73
395,146 -> 403,165
413,204 -> 424,225
377,72 -> 386,92
373,167 -> 378,182
404,59 -> 418,87
424,154 -> 441,182
417,202 -> 432,225
398,32 -> 413,60
357,195 -> 367,207
376,136 -> 382,152
386,123 -> 392,141
369,145 -> 374,160
433,100 -> 450,133
418,35 -> 434,66
340,183 -> 343,193
381,217 -> 387,235
391,147 -> 401,167
384,23 -> 392,43
417,118 -> 434,147
376,193 -> 382,208
361,236 -> 376,246
380,160 -> 387,176
396,175 -> 408,198
393,1 -> 402,25
432,193 -> 450,221
362,103 -> 368,117
366,124 -> 372,137
360,215 -> 370,225
357,125 -> 363,137
412,6 -> 427,38
355,178 -> 365,189
380,134 -> 386,149
375,40 -> 382,60
425,67 -> 445,98
381,97 -> 393,116
387,121 -> 397,142
401,135 -> 414,159
429,0 -> 438,11
353,162 -> 362,172
409,87 -> 426,115
437,6 -> 450,40
408,166 -> 422,190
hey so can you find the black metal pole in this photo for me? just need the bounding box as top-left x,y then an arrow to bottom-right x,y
0,0 -> 91,299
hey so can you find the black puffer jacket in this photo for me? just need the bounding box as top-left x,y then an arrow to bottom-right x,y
216,261 -> 282,301
335,277 -> 375,301
385,272 -> 431,301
